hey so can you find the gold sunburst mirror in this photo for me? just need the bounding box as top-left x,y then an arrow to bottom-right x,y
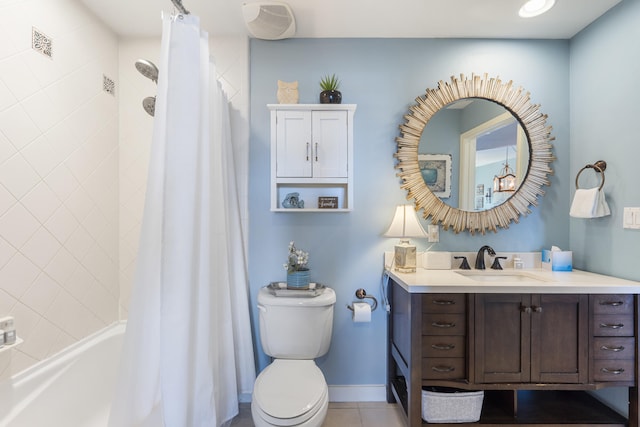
395,73 -> 555,235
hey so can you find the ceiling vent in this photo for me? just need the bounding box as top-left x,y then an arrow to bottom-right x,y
242,2 -> 296,40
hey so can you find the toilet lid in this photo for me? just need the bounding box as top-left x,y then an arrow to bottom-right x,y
254,359 -> 327,420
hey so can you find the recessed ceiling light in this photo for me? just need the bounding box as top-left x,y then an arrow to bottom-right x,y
519,0 -> 556,18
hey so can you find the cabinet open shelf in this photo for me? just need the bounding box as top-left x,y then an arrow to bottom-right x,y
390,363 -> 629,426
273,183 -> 350,212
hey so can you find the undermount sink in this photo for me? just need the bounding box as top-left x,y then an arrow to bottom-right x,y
455,270 -> 549,283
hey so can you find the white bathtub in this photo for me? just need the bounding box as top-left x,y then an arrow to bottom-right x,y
0,322 -> 125,427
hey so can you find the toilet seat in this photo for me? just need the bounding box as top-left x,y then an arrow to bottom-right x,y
253,359 -> 328,426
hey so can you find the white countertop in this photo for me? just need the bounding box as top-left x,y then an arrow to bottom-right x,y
386,268 -> 640,294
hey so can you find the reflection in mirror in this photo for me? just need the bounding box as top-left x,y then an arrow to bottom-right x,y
395,74 -> 554,234
420,99 -> 529,212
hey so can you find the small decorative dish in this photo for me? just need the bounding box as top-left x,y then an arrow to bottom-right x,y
267,282 -> 326,297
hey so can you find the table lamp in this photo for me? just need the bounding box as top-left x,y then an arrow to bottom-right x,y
384,205 -> 428,273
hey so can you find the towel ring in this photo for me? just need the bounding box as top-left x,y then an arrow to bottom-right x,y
575,160 -> 606,190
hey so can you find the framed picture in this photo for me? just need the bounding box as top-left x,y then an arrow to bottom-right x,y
418,154 -> 452,198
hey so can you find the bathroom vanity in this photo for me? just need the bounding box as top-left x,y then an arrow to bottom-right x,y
386,268 -> 640,426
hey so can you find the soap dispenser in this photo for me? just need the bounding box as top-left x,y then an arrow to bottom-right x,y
513,255 -> 524,270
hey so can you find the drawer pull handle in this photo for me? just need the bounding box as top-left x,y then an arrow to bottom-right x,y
431,343 -> 456,351
432,365 -> 455,373
433,300 -> 455,305
601,345 -> 625,352
601,367 -> 625,375
600,323 -> 624,329
532,305 -> 543,313
432,321 -> 455,328
599,301 -> 624,307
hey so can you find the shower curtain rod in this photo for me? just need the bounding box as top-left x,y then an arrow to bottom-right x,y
171,0 -> 190,15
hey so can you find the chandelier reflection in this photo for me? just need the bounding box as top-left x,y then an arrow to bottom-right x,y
493,147 -> 517,193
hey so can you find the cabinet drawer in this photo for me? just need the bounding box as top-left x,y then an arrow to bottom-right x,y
593,359 -> 635,382
593,337 -> 635,360
422,294 -> 466,313
592,294 -> 634,314
423,336 -> 465,358
593,315 -> 634,337
422,358 -> 466,380
423,314 -> 466,335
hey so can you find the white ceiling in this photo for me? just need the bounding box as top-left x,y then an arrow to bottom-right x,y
80,0 -> 621,39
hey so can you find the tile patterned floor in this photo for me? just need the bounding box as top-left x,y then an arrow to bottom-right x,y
231,402 -> 405,427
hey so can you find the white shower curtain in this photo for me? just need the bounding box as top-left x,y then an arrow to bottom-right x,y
109,13 -> 255,427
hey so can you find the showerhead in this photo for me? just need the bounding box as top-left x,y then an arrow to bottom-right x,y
143,96 -> 156,117
135,59 -> 158,83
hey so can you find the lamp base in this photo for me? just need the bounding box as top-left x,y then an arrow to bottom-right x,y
394,240 -> 417,273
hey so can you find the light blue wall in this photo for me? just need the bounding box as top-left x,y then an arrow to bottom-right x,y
249,38 -> 570,386
569,0 -> 640,282
569,0 -> 640,415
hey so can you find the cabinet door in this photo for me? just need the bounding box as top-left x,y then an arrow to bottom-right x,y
530,294 -> 588,383
276,110 -> 312,177
311,110 -> 348,177
475,294 -> 531,383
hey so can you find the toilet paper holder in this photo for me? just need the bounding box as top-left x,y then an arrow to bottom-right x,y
346,288 -> 378,312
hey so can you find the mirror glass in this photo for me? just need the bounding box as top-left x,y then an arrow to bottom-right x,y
395,74 -> 554,234
419,99 -> 529,212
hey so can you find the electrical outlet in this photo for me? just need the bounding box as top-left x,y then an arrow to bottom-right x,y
427,224 -> 439,242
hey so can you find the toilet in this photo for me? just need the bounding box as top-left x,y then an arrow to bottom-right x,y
251,285 -> 336,427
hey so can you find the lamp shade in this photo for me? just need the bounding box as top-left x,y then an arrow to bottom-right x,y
384,205 -> 428,238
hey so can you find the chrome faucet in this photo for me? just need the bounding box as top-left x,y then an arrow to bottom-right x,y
475,245 -> 496,270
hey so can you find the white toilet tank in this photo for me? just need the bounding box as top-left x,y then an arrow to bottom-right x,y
257,286 -> 336,359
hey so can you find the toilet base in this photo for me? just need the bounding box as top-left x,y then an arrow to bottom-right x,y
251,396 -> 328,427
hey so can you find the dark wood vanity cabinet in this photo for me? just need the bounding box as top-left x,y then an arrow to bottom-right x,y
474,294 -> 588,384
387,280 -> 639,427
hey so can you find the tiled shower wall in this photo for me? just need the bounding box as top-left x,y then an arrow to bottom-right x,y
0,0 -> 119,379
0,0 -> 249,380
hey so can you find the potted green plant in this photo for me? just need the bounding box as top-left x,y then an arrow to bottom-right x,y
319,74 -> 342,104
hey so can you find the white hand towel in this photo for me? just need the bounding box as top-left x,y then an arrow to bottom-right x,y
570,188 -> 610,218
596,188 -> 611,217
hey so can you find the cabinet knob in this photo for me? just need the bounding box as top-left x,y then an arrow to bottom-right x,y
520,305 -> 532,313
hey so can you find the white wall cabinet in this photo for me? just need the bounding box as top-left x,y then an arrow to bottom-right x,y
269,104 -> 356,212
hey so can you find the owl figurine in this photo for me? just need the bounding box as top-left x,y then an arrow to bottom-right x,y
277,80 -> 299,104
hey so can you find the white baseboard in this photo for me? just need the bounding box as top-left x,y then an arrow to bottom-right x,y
239,392 -> 252,403
328,385 -> 387,402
